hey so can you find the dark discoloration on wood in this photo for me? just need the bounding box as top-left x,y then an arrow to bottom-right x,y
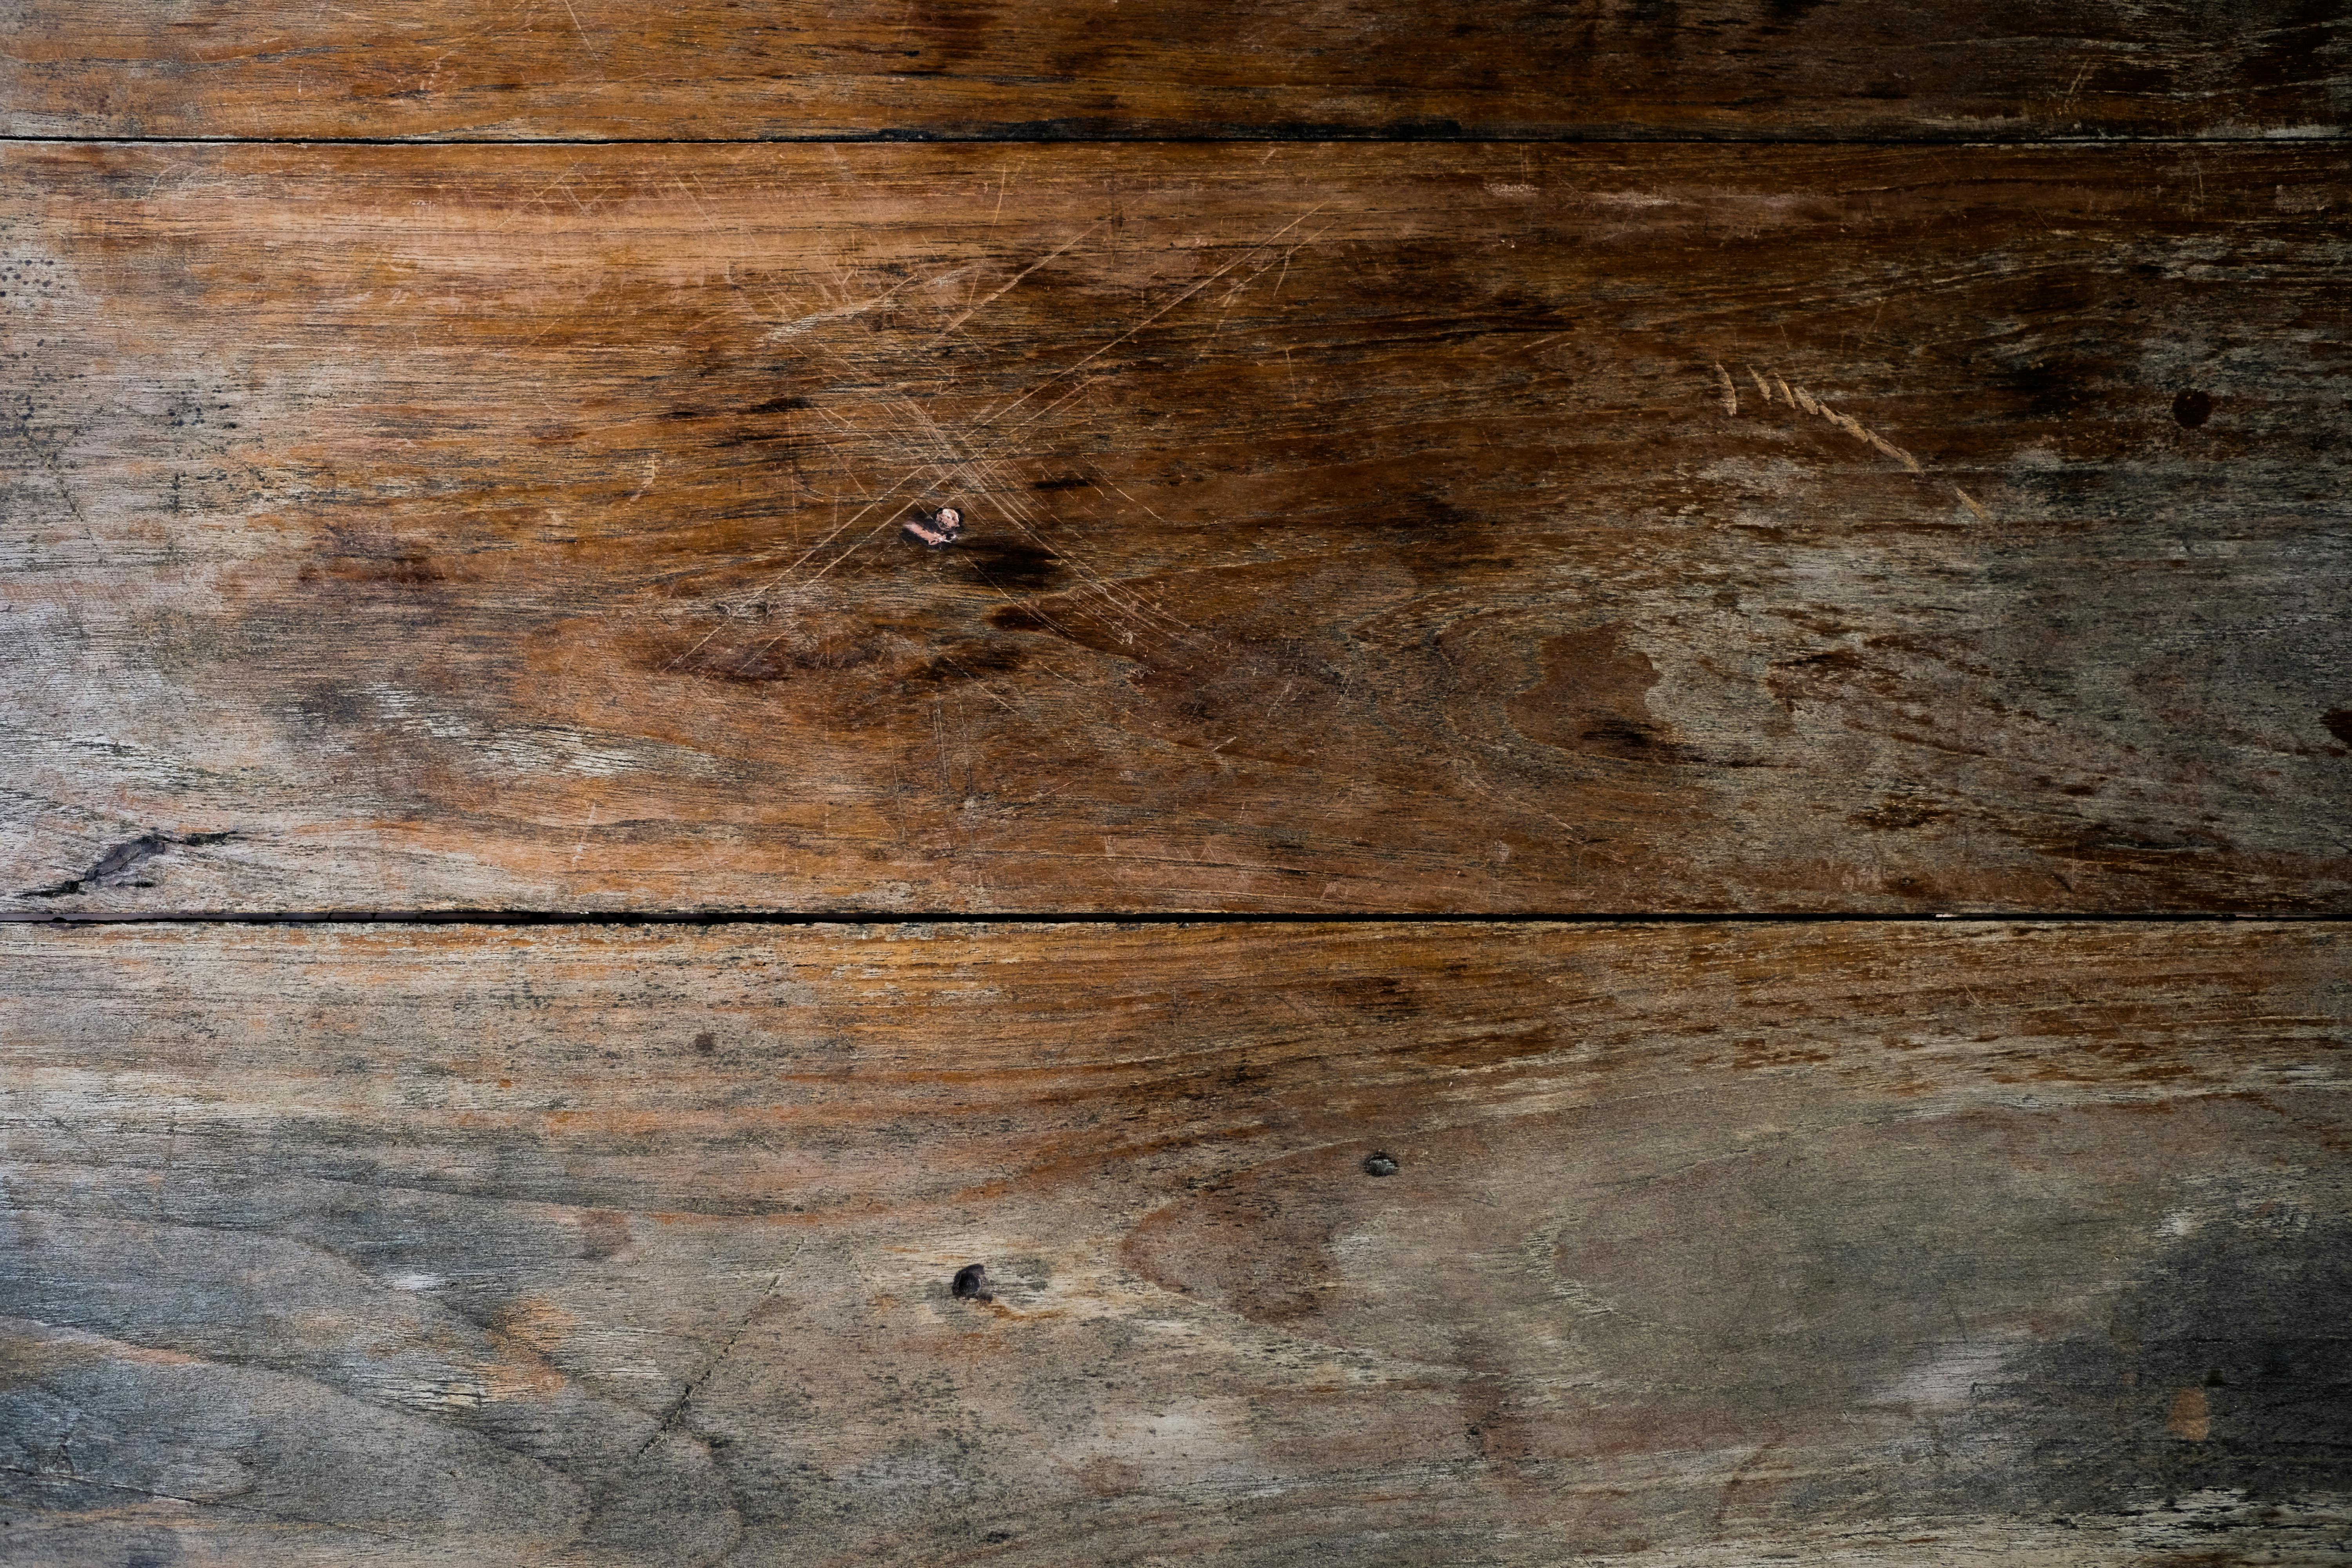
0,920 -> 2344,1563
4,142 -> 2345,913
16,830 -> 241,902
2,0 -> 2346,142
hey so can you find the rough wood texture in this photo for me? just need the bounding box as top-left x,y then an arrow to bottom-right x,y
7,142 -> 2347,913
1,919 -> 2345,1564
4,0 -> 2347,143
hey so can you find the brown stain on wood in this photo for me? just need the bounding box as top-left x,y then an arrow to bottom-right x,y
1506,624 -> 1686,762
4,142 -> 2347,913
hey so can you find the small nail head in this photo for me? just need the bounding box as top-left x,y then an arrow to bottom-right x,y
1363,1152 -> 1399,1178
902,505 -> 966,549
951,1263 -> 993,1301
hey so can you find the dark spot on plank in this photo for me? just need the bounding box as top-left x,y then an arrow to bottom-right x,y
1853,795 -> 1951,831
1578,713 -> 1685,760
1363,1152 -> 1399,1178
951,1263 -> 993,1301
1765,644 -> 1870,706
2172,388 -> 2213,428
984,604 -> 1053,633
1331,974 -> 1415,1020
907,638 -> 1031,686
956,537 -> 1062,593
2321,708 -> 2352,746
346,551 -> 445,586
1030,474 -> 1093,491
1367,489 -> 1479,541
692,1031 -> 717,1054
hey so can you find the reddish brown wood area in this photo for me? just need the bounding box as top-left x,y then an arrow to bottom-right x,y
3,142 -> 2346,913
2,919 -> 2346,1564
4,0 -> 2347,143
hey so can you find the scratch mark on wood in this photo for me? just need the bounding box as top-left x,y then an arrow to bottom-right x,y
1730,361 -> 1924,475
978,203 -> 1332,437
927,222 -> 1104,347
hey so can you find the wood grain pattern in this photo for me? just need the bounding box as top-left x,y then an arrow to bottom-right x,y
4,0 -> 2347,143
6,142 -> 2346,914
1,919 -> 2345,1564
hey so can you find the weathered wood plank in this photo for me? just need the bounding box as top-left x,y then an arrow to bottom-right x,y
3,0 -> 2346,142
1,919 -> 2345,1563
5,143 -> 2348,913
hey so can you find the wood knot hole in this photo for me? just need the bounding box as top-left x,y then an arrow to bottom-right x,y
951,1262 -> 993,1301
1363,1152 -> 1399,1178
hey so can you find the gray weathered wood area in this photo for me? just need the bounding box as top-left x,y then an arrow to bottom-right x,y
2,919 -> 2346,1564
6,142 -> 2347,914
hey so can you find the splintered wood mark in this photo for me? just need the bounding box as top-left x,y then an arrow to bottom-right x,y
1731,362 -> 1921,473
1719,359 -> 1996,517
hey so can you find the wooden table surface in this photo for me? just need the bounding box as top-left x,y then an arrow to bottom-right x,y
3,7 -> 2346,1565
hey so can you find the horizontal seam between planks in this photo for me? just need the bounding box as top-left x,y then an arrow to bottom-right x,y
0,911 -> 2342,929
0,133 -> 2345,150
